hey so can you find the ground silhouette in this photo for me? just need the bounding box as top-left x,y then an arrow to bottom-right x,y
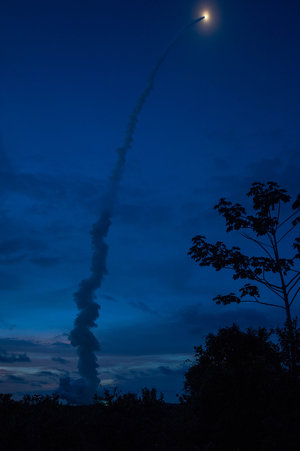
1,325 -> 300,450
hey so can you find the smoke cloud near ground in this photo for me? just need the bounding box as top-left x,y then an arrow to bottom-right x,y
58,16 -> 205,404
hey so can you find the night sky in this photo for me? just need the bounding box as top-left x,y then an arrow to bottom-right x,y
0,0 -> 299,402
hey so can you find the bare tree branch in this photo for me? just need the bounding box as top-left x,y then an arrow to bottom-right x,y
241,233 -> 273,258
267,232 -> 277,254
261,269 -> 282,290
290,287 -> 300,306
287,274 -> 300,296
277,208 -> 300,229
253,275 -> 284,299
276,201 -> 281,225
287,271 -> 300,288
240,299 -> 285,309
277,224 -> 298,244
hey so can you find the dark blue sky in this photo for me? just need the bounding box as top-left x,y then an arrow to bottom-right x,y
0,0 -> 299,401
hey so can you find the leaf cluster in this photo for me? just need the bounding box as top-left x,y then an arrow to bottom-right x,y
215,182 -> 299,236
189,182 -> 300,309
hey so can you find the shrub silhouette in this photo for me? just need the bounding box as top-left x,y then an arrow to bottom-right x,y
182,324 -> 300,450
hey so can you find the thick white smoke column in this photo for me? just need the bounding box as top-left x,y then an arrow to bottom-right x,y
59,16 -> 205,404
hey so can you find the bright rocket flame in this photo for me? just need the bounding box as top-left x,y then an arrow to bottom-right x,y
203,11 -> 210,21
194,2 -> 219,33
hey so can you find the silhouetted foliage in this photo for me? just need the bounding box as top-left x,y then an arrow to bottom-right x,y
0,393 -> 14,406
277,319 -> 300,373
22,393 -> 60,407
1,339 -> 300,450
183,324 -> 282,404
94,387 -> 164,412
189,181 -> 300,376
0,390 -> 181,451
181,325 -> 300,450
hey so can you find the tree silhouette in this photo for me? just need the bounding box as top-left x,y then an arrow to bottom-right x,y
183,324 -> 282,404
189,182 -> 300,376
182,325 -> 300,450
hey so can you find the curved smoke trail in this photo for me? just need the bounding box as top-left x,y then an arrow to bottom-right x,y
59,16 -> 205,404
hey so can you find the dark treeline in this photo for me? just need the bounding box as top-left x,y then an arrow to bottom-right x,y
1,324 -> 300,451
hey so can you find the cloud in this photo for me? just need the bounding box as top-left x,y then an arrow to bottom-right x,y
103,361 -> 188,402
0,239 -> 27,254
0,238 -> 46,265
0,319 -> 16,330
6,375 -> 27,384
0,146 -> 105,213
30,257 -> 60,268
129,301 -> 156,314
0,349 -> 31,363
0,338 -> 38,350
36,371 -> 58,380
175,303 -> 284,336
99,300 -> 286,359
158,365 -> 176,375
115,203 -> 171,227
99,318 -> 195,356
100,294 -> 118,302
213,157 -> 231,171
51,341 -> 71,348
0,272 -> 22,290
52,357 -> 68,365
247,149 -> 300,195
0,142 -> 13,174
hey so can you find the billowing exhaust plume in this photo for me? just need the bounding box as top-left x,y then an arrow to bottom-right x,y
58,16 -> 205,404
